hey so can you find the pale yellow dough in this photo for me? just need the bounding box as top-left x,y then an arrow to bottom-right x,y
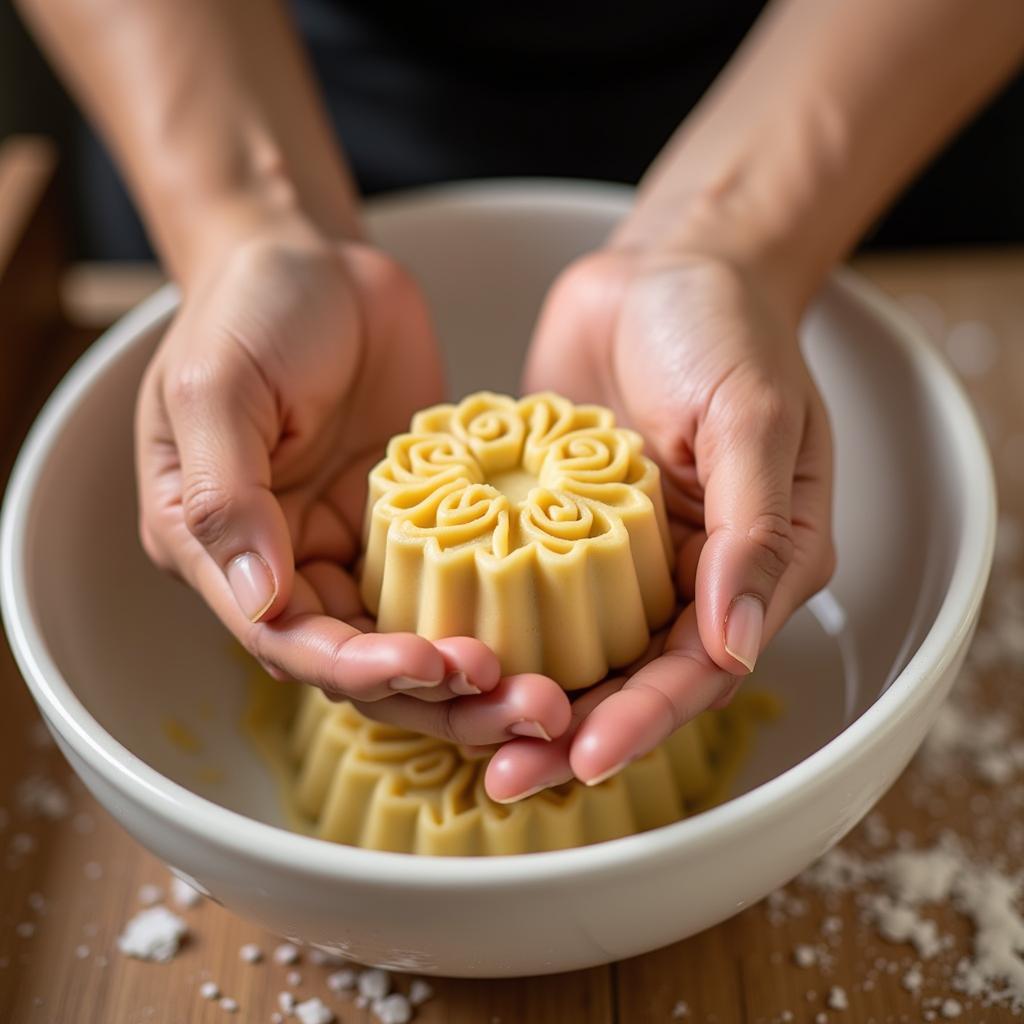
245,673 -> 779,857
361,392 -> 676,690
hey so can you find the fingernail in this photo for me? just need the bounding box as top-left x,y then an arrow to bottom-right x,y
507,720 -> 552,742
584,758 -> 632,787
446,672 -> 481,696
725,594 -> 764,673
492,784 -> 548,805
226,552 -> 276,622
389,676 -> 438,691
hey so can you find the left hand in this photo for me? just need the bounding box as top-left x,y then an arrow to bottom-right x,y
486,246 -> 835,801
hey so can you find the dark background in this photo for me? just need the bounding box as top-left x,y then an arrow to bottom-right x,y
3,0 -> 1022,261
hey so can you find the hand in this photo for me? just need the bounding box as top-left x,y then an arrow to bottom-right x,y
136,217 -> 570,750
486,247 -> 834,800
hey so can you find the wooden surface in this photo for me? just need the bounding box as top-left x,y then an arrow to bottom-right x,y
1,139 -> 1023,1022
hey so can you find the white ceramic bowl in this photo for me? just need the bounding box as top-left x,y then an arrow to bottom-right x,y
1,182 -> 994,977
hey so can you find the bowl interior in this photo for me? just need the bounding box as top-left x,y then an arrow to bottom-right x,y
16,184 -> 958,834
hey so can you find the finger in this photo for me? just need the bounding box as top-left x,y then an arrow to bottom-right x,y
695,393 -> 803,675
353,673 -> 571,747
162,355 -> 294,624
299,560 -> 364,621
484,677 -> 626,803
187,549 -> 447,699
569,604 -> 735,785
675,529 -> 706,601
433,636 -> 503,695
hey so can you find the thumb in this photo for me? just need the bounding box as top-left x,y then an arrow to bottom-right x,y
164,362 -> 294,623
694,401 -> 801,674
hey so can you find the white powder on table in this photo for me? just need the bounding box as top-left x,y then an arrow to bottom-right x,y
372,993 -> 412,1024
170,875 -> 203,908
294,997 -> 335,1024
273,942 -> 301,965
117,906 -> 188,962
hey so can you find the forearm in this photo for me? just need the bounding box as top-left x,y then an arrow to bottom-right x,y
616,0 -> 1024,313
17,0 -> 360,282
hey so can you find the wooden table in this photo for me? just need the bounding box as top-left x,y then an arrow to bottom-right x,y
1,135 -> 1022,1023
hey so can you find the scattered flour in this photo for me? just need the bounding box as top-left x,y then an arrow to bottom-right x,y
239,942 -> 263,963
294,997 -> 334,1024
800,839 -> 1024,1011
358,968 -> 392,1000
15,776 -> 70,820
326,969 -> 357,992
408,979 -> 433,1006
170,876 -> 203,908
793,944 -> 817,968
117,906 -> 188,962
826,985 -> 848,1011
199,981 -> 220,1000
373,993 -> 413,1024
137,884 -> 163,906
273,942 -> 300,965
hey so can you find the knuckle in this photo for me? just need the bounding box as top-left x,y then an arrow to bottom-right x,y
742,388 -> 801,441
552,252 -> 623,310
745,511 -> 794,582
164,362 -> 218,411
430,701 -> 461,745
181,477 -> 235,549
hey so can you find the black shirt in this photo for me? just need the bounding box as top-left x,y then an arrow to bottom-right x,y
76,1 -> 1024,258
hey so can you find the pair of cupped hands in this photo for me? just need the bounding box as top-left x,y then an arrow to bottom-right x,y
138,213 -> 834,803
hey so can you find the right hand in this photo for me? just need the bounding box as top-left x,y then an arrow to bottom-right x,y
136,216 -> 571,749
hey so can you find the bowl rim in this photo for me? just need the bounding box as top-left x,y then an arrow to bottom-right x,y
0,180 -> 995,888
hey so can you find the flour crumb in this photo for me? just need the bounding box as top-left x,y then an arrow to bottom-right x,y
902,967 -> 923,992
239,942 -> 263,964
294,997 -> 335,1024
117,906 -> 188,962
671,1000 -> 690,1018
940,998 -> 962,1019
273,942 -> 301,965
170,876 -> 203,908
326,968 -> 357,992
287,969 -> 302,987
794,944 -> 818,967
15,775 -> 70,820
75,944 -> 90,959
219,996 -> 239,1013
15,922 -> 35,938
358,968 -> 392,1000
199,981 -> 220,1000
83,861 -> 103,881
277,992 -> 297,1014
137,883 -> 163,906
372,993 -> 412,1024
408,978 -> 433,1006
827,986 -> 848,1010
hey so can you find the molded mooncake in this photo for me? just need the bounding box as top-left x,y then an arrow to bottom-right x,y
261,685 -> 775,856
361,392 -> 676,690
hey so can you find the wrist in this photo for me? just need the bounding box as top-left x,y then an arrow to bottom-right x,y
163,181 -> 346,292
612,182 -> 820,327
145,137 -> 362,288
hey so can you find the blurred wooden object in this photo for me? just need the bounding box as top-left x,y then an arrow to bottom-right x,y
0,136 -> 63,469
1,134 -> 1022,1023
